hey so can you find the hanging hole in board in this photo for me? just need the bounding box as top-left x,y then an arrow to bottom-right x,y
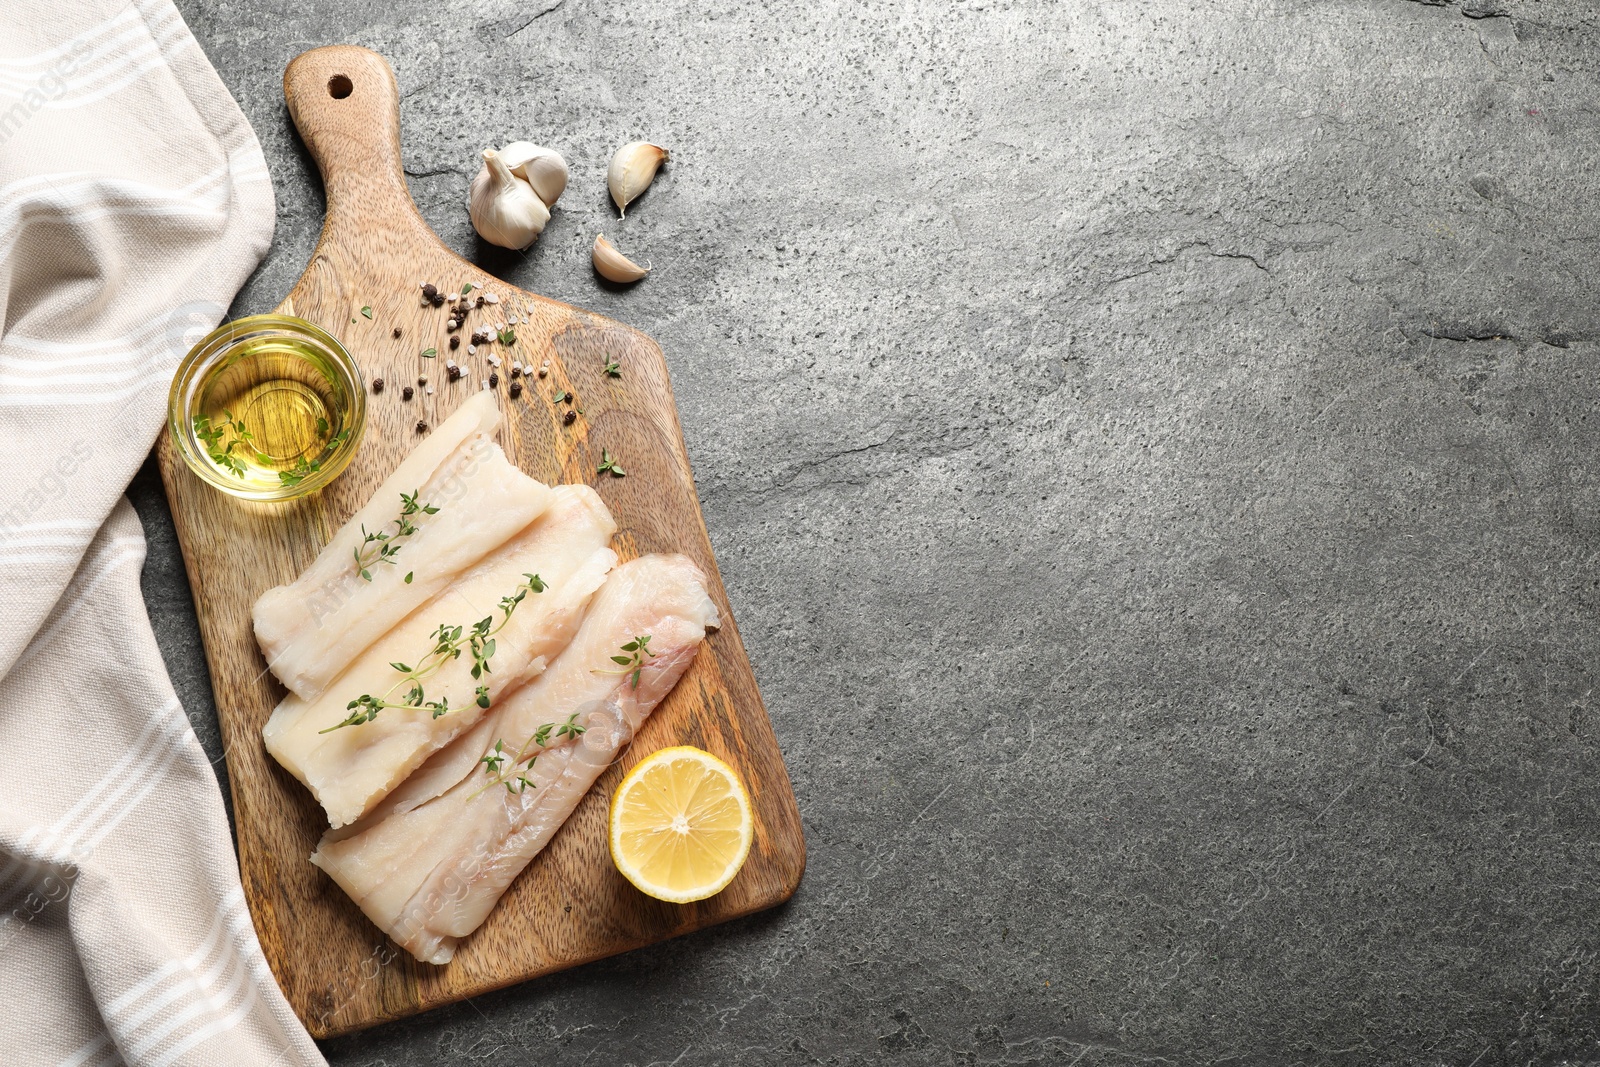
328,74 -> 353,99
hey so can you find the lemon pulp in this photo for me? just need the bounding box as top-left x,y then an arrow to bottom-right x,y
608,746 -> 753,903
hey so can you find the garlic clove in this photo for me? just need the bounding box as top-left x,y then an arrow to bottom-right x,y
469,148 -> 551,249
607,141 -> 669,217
592,234 -> 650,283
497,140 -> 569,207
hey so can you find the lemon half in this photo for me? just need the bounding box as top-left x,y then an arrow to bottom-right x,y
609,746 -> 754,903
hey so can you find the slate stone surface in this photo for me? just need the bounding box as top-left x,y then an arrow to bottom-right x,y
127,0 -> 1600,1063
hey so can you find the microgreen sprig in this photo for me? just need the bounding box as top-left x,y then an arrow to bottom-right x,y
596,450 -> 625,478
320,573 -> 548,733
353,490 -> 439,581
602,359 -> 620,378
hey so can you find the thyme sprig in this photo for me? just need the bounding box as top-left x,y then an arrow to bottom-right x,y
278,417 -> 352,487
475,713 -> 586,796
597,634 -> 656,688
596,450 -> 625,478
193,411 -> 267,479
320,573 -> 548,733
473,633 -> 656,798
353,490 -> 439,580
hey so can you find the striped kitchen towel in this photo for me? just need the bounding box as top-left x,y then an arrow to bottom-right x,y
0,3 -> 324,1065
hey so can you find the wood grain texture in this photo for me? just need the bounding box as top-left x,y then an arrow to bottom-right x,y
155,46 -> 804,1039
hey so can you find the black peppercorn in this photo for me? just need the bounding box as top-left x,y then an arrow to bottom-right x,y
489,372 -> 499,388
449,336 -> 460,350
563,410 -> 577,425
416,420 -> 428,433
509,381 -> 523,399
372,377 -> 384,393
421,283 -> 437,300
392,327 -> 402,339
402,386 -> 414,401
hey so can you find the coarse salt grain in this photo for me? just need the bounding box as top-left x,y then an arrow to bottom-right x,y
425,384 -> 435,395
467,345 -> 477,355
483,292 -> 500,304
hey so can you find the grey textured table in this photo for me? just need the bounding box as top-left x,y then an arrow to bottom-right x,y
128,1 -> 1600,1063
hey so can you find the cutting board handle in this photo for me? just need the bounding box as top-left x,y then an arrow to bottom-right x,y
284,46 -> 423,233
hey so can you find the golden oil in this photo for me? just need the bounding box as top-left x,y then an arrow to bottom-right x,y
170,315 -> 365,501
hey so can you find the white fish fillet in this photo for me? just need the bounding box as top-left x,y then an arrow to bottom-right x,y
253,393 -> 555,701
264,485 -> 619,827
312,554 -> 721,963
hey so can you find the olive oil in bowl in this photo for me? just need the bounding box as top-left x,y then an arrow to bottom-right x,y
170,315 -> 365,501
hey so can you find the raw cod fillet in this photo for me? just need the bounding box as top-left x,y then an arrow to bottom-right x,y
253,392 -> 554,701
263,484 -> 619,828
311,553 -> 721,964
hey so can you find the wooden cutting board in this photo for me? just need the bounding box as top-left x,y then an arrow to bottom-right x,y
156,45 -> 804,1039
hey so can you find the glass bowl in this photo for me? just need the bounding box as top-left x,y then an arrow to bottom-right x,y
168,314 -> 365,502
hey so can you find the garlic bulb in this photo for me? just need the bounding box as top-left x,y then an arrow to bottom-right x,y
592,234 -> 649,283
607,141 -> 669,217
469,148 -> 550,249
497,141 -> 568,206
